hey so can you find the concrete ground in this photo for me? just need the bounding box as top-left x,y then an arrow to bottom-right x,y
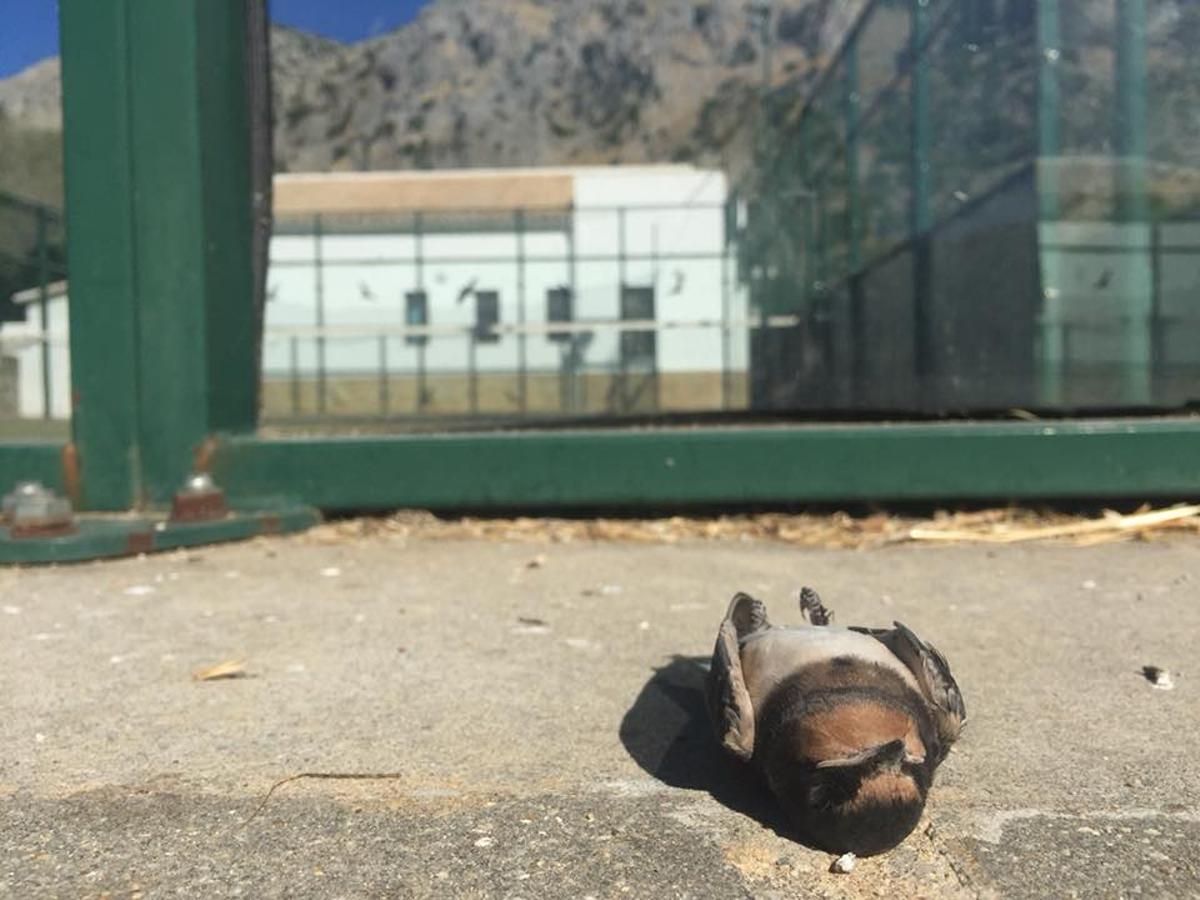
1,529 -> 1198,899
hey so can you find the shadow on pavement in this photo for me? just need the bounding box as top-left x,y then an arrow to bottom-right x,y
618,655 -> 793,838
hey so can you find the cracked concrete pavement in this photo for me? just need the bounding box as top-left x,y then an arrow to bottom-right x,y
2,529 -> 1198,898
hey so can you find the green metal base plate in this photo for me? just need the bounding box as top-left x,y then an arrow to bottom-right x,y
0,499 -> 319,565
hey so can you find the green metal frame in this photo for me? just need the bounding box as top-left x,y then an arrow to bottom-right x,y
0,501 -> 319,565
210,419 -> 1200,510
2,0 -> 1197,561
58,0 -> 257,510
0,0 -> 310,561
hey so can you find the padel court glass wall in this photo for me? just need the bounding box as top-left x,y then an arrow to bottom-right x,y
744,0 -> 1200,415
1,0 -> 1198,524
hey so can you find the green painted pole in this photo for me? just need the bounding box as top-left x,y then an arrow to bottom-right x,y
378,335 -> 389,416
844,38 -> 862,274
720,214 -> 731,410
516,209 -> 528,413
815,186 -> 827,294
414,211 -> 427,413
1037,0 -> 1064,406
1115,0 -> 1152,403
566,208 -> 579,414
290,337 -> 301,415
1115,0 -> 1149,224
35,206 -> 51,420
799,118 -> 815,304
59,0 -> 140,508
313,214 -> 327,416
910,0 -> 932,237
910,0 -> 933,397
61,0 -> 257,506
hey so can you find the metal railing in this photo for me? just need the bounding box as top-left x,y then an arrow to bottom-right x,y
261,203 -> 784,424
740,0 -> 1200,414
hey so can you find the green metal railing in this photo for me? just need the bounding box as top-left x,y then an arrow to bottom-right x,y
0,0 -> 1196,562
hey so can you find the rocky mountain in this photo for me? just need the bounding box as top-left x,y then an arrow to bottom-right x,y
0,57 -> 61,132
267,0 -> 848,174
0,0 -> 850,196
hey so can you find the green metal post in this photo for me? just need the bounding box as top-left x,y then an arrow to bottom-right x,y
566,209 -> 579,414
35,206 -> 51,420
313,215 -> 327,415
378,335 -> 389,416
1037,0 -> 1064,406
290,337 -> 301,415
910,0 -> 932,237
720,218 -> 731,410
60,0 -> 257,506
126,0 -> 256,497
1115,0 -> 1152,403
194,4 -> 257,435
843,36 -> 865,401
59,0 -> 141,508
1115,0 -> 1149,224
799,118 -> 815,304
414,211 -> 427,413
468,334 -> 478,415
516,209 -> 528,413
617,207 -> 627,288
844,37 -> 862,274
910,0 -> 933,398
815,187 -> 827,293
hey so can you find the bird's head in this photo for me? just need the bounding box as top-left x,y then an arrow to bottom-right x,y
763,708 -> 934,856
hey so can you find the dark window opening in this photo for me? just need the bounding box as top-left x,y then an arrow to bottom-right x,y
546,287 -> 573,343
405,290 -> 429,346
474,290 -> 500,343
619,285 -> 656,368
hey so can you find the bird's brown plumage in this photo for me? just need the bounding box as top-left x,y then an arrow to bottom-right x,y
707,589 -> 964,855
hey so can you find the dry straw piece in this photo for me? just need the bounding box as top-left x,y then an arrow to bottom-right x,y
300,504 -> 1200,550
908,504 -> 1200,545
192,660 -> 247,681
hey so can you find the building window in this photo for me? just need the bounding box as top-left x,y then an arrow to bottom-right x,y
546,287 -> 573,343
474,290 -> 500,343
619,285 -> 656,368
405,290 -> 429,346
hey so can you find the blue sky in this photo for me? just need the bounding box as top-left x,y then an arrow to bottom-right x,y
0,1 -> 430,80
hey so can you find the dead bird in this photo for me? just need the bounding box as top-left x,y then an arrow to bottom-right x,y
707,587 -> 965,856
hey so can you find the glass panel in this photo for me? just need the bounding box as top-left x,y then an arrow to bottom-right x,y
927,0 -> 1037,222
258,0 -> 1200,428
0,4 -> 69,441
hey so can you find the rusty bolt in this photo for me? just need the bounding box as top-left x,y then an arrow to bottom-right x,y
170,472 -> 228,523
2,481 -> 76,539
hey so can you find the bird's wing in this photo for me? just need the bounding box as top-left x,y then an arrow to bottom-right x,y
705,593 -> 766,760
850,621 -> 966,755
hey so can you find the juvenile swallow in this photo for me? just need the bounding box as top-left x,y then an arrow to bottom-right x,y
706,587 -> 965,856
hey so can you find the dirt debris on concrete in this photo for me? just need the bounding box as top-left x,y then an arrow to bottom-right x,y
302,503 -> 1200,550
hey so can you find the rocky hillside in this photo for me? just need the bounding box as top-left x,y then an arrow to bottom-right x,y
0,0 -> 849,195
268,0 -> 848,174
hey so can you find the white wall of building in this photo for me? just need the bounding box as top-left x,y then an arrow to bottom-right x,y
0,292 -> 70,419
1,166 -> 754,419
264,166 -> 749,379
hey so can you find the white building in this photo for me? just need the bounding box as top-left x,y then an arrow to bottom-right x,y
1,279 -> 70,419
1,165 -> 750,420
266,164 -> 749,416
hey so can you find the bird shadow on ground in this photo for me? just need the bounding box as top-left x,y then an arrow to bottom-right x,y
618,655 -> 794,839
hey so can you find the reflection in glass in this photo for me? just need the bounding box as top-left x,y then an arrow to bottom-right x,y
254,0 -> 1200,429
